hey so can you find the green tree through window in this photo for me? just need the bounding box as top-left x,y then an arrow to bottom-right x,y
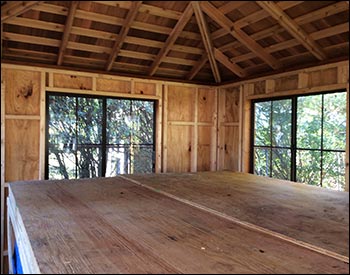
46,93 -> 155,179
252,91 -> 346,191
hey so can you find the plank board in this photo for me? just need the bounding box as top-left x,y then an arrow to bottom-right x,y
8,175 -> 349,274
128,172 -> 349,259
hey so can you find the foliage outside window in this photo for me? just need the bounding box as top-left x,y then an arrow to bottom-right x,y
46,93 -> 155,180
252,91 -> 346,191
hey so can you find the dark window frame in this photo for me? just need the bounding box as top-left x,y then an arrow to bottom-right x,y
250,89 -> 346,188
45,92 -> 156,180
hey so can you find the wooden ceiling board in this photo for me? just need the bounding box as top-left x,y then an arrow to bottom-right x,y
1,1 -> 348,85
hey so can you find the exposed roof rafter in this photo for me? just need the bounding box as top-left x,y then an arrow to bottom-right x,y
200,1 -> 282,70
57,1 -> 79,66
257,1 -> 327,61
214,48 -> 246,78
148,3 -> 193,76
1,1 -> 43,23
105,1 -> 142,71
192,1 -> 221,83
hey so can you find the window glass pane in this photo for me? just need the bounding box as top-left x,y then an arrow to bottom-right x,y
322,151 -> 346,191
106,146 -> 129,176
271,148 -> 291,180
254,102 -> 271,146
77,147 -> 102,178
272,99 -> 292,147
297,95 -> 322,149
296,150 -> 321,187
254,148 -> 271,176
323,92 -> 346,150
48,145 -> 76,179
77,97 -> 103,144
132,101 -> 154,145
107,99 -> 131,145
48,95 -> 76,146
133,145 -> 154,173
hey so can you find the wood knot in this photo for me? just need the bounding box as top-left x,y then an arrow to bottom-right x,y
19,81 -> 33,98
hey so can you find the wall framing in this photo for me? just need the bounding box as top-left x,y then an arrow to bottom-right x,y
0,59 -> 349,273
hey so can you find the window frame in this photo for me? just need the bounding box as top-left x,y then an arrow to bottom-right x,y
45,92 -> 156,180
250,89 -> 347,188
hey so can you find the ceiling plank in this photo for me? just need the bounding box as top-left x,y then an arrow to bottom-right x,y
214,48 -> 246,78
148,3 -> 194,76
105,1 -> 142,71
1,1 -> 43,23
218,1 -> 246,14
57,1 -> 79,66
257,1 -> 327,61
192,1 -> 221,83
200,1 -> 282,70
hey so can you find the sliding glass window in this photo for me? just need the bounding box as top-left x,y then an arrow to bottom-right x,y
252,90 -> 347,191
46,93 -> 155,180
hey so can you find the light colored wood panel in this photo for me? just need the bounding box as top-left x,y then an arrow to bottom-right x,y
308,68 -> 338,87
4,69 -> 40,116
167,85 -> 196,122
275,75 -> 299,92
5,119 -> 40,182
253,81 -> 266,96
0,77 -> 5,275
224,87 -> 240,123
53,73 -> 92,90
198,88 -> 215,123
224,126 -> 240,171
129,172 -> 349,261
134,82 -> 156,96
167,125 -> 191,172
9,175 -> 349,273
197,126 -> 211,172
96,78 -> 130,94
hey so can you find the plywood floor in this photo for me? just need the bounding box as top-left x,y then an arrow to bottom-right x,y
128,171 -> 349,258
8,173 -> 349,274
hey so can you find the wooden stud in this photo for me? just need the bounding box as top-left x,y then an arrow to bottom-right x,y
57,1 -> 79,66
155,83 -> 163,173
257,1 -> 327,61
148,3 -> 193,76
105,1 -> 142,71
200,1 -> 282,70
242,83 -> 254,173
1,1 -> 43,23
39,72 -> 45,180
162,85 -> 168,173
238,85 -> 243,171
191,88 -> 198,172
192,2 -> 221,83
210,88 -> 218,171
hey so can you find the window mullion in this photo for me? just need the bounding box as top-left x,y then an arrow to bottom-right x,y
291,96 -> 297,182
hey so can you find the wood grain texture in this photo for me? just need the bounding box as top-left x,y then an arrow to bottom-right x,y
8,175 -> 349,274
4,69 -> 41,116
5,119 -> 40,182
129,172 -> 349,259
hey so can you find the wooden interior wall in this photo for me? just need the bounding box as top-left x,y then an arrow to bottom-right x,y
163,85 -> 217,173
0,59 -> 349,273
226,61 -> 350,192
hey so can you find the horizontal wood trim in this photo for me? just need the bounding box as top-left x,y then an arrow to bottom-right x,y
246,83 -> 348,100
5,115 -> 40,120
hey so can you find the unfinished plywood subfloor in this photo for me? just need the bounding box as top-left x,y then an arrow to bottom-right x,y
8,175 -> 349,274
127,171 -> 349,258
